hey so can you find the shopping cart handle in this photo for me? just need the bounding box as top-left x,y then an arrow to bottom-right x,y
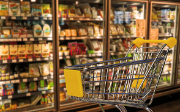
132,37 -> 177,48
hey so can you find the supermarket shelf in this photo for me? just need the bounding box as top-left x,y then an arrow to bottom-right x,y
151,19 -> 175,22
0,37 -> 52,42
0,89 -> 54,100
110,52 -> 128,55
0,75 -> 53,85
59,36 -> 103,40
0,16 -> 52,20
60,17 -> 103,21
159,34 -> 173,38
59,54 -> 102,60
0,57 -> 53,64
110,35 -> 138,39
112,18 -> 137,21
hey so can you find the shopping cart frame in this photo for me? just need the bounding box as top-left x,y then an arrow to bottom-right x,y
64,38 -> 177,112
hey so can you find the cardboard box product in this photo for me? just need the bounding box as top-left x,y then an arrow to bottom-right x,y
42,4 -> 51,17
26,44 -> 33,58
18,45 -> 26,59
34,44 -> 42,58
42,44 -> 49,57
20,1 -> 31,16
9,2 -> 20,16
31,4 -> 42,16
0,45 -> 9,60
12,29 -> 20,38
20,29 -> 27,38
0,1 -> 8,16
1,29 -> 11,38
10,45 -> 17,59
34,24 -> 43,37
59,4 -> 68,17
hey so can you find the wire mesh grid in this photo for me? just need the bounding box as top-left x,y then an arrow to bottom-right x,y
67,44 -> 170,108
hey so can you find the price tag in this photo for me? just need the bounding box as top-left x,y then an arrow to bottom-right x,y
47,38 -> 52,40
16,80 -> 20,83
17,38 -> 21,41
63,18 -> 66,20
26,93 -> 31,96
28,58 -> 33,62
11,16 -> 16,19
43,17 -> 47,20
42,91 -> 46,94
66,56 -> 70,59
96,54 -> 101,56
70,18 -> 74,20
50,90 -> 54,93
48,17 -> 52,20
19,59 -> 23,62
23,79 -> 27,82
60,37 -> 64,40
3,60 -> 7,63
44,57 -> 49,60
75,55 -> 79,58
90,37 -> 94,39
1,16 -> 5,19
30,38 -> 34,41
59,57 -> 63,59
83,55 -> 86,57
36,58 -> 41,61
8,95 -> 12,99
34,78 -> 38,81
23,17 -> 27,20
34,17 -> 39,20
38,38 -> 43,40
111,53 -> 115,55
0,81 -> 5,85
11,80 -> 16,83
6,81 -> 10,84
66,37 -> 70,40
50,76 -> 53,78
43,77 -> 47,79
0,97 -> 2,100
92,54 -> 95,57
110,36 -> 112,38
50,57 -> 53,60
23,38 -> 27,41
117,36 -> 120,38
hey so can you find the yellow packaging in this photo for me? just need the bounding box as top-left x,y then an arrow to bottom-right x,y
0,1 -> 8,16
42,44 -> 49,57
42,4 -> 51,16
26,44 -> 33,58
34,44 -> 42,58
0,45 -> 9,60
59,4 -> 68,17
18,45 -> 26,59
10,45 -> 17,59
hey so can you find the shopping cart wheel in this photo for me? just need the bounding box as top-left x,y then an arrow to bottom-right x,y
115,105 -> 127,112
145,107 -> 153,112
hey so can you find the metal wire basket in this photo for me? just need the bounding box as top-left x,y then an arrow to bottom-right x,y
64,38 -> 177,112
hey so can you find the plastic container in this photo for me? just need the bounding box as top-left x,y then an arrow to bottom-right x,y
59,51 -> 63,56
63,50 -> 70,56
61,46 -> 67,51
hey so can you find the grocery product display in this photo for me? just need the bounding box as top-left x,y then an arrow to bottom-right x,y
0,0 -> 55,111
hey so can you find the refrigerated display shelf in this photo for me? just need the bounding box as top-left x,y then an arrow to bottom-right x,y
60,17 -> 103,21
151,19 -> 175,22
112,18 -> 137,21
110,35 -> 138,39
0,57 -> 53,64
110,52 -> 128,55
0,75 -> 53,85
0,37 -> 52,42
0,89 -> 54,100
59,54 -> 102,60
0,16 -> 52,21
59,36 -> 103,40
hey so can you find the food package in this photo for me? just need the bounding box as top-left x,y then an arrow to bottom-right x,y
94,24 -> 100,36
110,25 -> 118,35
1,29 -> 11,38
30,95 -> 42,106
68,5 -> 76,17
78,28 -> 87,36
0,101 -> 3,111
60,30 -> 65,37
39,63 -> 50,76
0,45 -> 9,60
59,77 -> 65,87
91,7 -> 98,18
18,82 -> 28,93
29,63 -> 40,77
10,44 -> 17,59
125,22 -> 135,35
68,42 -> 78,55
18,45 -> 26,59
42,44 -> 49,57
74,58 -> 80,65
3,100 -> 11,111
20,29 -> 27,38
91,41 -> 100,51
60,91 -> 65,102
38,80 -> 48,91
110,9 -> 114,19
27,30 -> 33,38
29,82 -> 37,92
31,4 -> 42,16
47,79 -> 54,90
11,101 -> 17,110
71,29 -> 77,37
98,9 -> 103,18
77,43 -> 87,54
33,24 -> 43,37
0,85 -> 4,96
100,28 -> 103,36
12,29 -> 20,38
20,2 -> 31,16
80,58 -> 88,64
42,4 -> 51,17
79,3 -> 91,18
49,62 -> 53,74
34,44 -> 42,58
26,44 -> 33,58
5,21 -> 13,27
1,65 -> 7,74
9,2 -> 20,16
17,99 -> 30,108
43,24 -> 52,37
65,59 -> 73,66
0,1 -> 8,16
4,84 -> 14,95
65,29 -> 71,37
87,26 -> 94,36
117,25 -> 125,35
59,4 -> 68,17
75,7 -> 82,16
48,42 -> 53,54
20,72 -> 29,78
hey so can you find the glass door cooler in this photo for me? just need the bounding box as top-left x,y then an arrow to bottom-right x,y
150,1 -> 179,88
58,0 -> 105,110
109,0 -> 148,60
0,0 -> 56,111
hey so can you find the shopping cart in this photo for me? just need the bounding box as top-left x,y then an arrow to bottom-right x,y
64,38 -> 177,112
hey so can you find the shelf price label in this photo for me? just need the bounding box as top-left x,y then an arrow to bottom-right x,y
0,97 -> 2,100
44,57 -> 49,60
70,18 -> 74,20
23,79 -> 27,82
17,38 -> 21,41
30,38 -> 34,41
38,38 -> 43,40
11,80 -> 16,83
1,16 -> 5,19
11,17 -> 16,19
66,56 -> 70,59
8,95 -> 12,99
23,38 -> 27,41
16,80 -> 20,83
34,78 -> 38,81
28,58 -> 33,62
36,58 -> 41,61
2,60 -> 7,63
23,17 -> 27,20
43,17 -> 47,20
43,77 -> 47,79
6,81 -> 10,84
26,93 -> 31,96
19,59 -> 23,62
34,17 -> 39,20
42,91 -> 46,94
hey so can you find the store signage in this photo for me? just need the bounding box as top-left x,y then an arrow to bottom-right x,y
136,19 -> 146,37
